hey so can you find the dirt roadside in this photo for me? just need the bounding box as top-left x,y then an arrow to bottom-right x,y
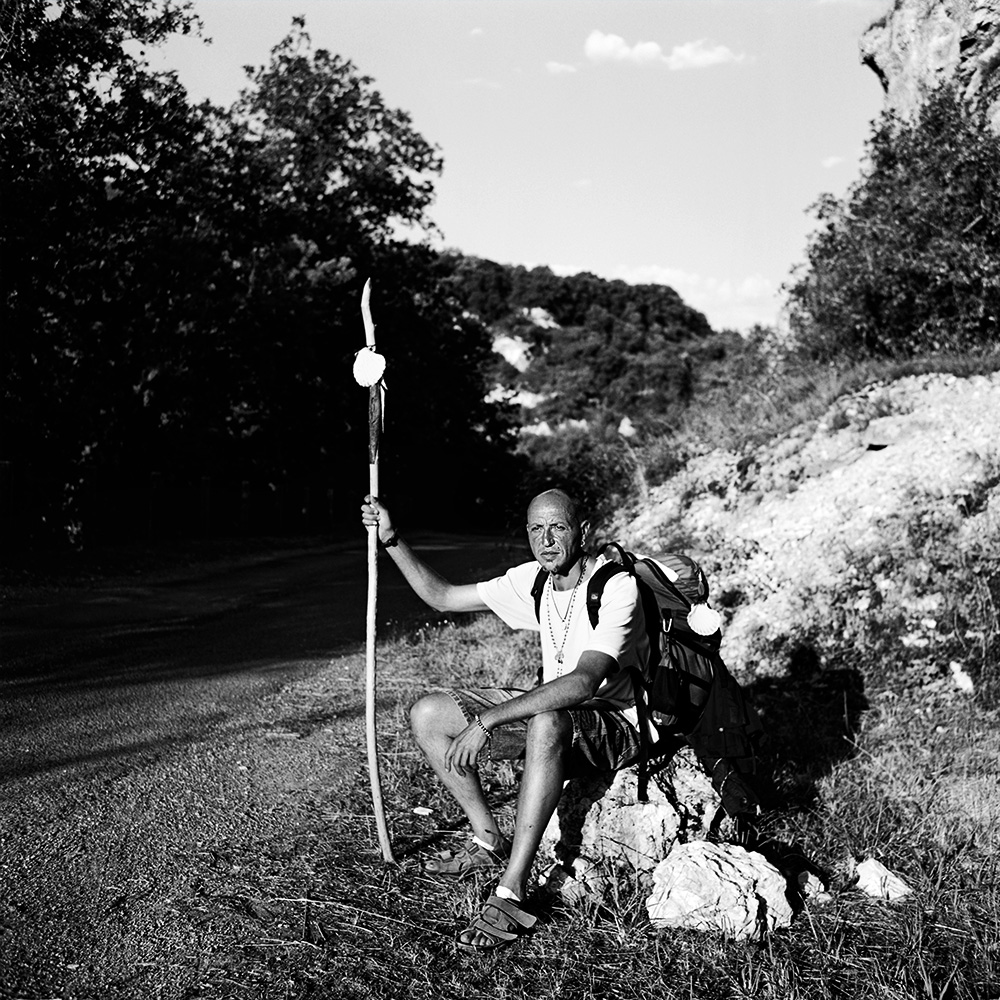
0,668 -> 373,1000
0,543 -> 353,998
0,533 -> 520,1000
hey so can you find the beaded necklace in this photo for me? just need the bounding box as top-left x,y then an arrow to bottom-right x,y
544,556 -> 588,670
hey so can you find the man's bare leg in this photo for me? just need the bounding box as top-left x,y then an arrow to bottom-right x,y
497,709 -> 571,899
457,710 -> 571,948
409,692 -> 504,847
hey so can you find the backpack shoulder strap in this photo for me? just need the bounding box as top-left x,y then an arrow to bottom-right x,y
585,561 -> 629,628
584,542 -> 636,627
530,567 -> 547,622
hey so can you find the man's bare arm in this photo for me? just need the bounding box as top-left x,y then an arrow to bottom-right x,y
482,650 -> 614,726
361,495 -> 488,614
444,651 -> 618,773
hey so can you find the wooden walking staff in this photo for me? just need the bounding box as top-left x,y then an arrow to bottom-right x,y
353,278 -> 395,863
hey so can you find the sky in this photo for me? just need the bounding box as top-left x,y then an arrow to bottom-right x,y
148,0 -> 894,333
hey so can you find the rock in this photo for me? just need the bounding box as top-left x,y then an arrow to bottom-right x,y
855,857 -> 913,900
860,0 -> 1000,132
539,747 -> 717,898
949,661 -> 975,693
646,841 -> 794,939
537,857 -> 608,905
617,374 -> 1000,678
798,870 -> 833,904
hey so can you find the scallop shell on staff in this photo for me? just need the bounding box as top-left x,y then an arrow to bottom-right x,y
353,348 -> 387,387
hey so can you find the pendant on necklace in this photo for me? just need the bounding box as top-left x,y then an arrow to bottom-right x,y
555,651 -> 564,664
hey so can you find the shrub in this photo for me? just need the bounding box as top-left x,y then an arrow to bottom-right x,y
785,86 -> 1000,360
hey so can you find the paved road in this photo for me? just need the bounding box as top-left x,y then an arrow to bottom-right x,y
0,533 -> 526,998
1,533 -> 525,768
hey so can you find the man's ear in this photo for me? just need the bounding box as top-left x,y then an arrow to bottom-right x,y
580,519 -> 592,545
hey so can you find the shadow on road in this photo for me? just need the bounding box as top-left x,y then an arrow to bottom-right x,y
0,533 -> 527,784
1,533 -> 527,687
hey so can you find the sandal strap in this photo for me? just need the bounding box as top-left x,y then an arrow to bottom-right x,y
456,895 -> 537,951
466,915 -> 520,943
483,895 -> 537,930
425,836 -> 510,875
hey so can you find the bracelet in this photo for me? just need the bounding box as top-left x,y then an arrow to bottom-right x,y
381,530 -> 400,548
473,714 -> 491,739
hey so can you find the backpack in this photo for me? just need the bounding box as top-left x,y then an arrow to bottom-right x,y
531,542 -> 765,818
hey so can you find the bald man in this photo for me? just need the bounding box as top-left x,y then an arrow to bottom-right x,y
360,489 -> 648,950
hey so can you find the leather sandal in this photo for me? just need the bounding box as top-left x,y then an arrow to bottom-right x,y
456,894 -> 537,952
424,834 -> 511,876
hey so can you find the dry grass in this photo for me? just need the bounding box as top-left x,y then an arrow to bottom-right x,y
649,350 -> 1000,463
114,614 -> 1000,1000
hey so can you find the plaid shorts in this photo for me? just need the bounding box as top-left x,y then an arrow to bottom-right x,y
448,688 -> 642,780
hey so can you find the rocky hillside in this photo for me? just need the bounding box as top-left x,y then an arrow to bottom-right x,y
615,372 -> 999,698
861,0 -> 1000,131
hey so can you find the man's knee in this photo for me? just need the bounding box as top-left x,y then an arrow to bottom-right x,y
524,709 -> 573,752
409,691 -> 460,740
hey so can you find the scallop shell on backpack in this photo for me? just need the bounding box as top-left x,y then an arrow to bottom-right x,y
687,603 -> 722,636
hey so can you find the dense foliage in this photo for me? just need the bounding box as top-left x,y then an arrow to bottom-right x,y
437,255 -> 729,525
442,259 -> 712,425
785,87 -> 1000,359
2,0 -> 206,545
439,254 -> 712,336
0,3 -> 515,548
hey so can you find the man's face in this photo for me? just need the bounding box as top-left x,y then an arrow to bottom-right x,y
526,496 -> 587,577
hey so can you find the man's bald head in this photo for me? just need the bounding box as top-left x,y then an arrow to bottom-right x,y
526,489 -> 585,526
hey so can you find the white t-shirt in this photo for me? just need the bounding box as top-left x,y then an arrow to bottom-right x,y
476,556 -> 649,723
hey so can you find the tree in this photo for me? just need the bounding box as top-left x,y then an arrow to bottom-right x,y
226,20 -> 516,526
785,87 -> 1000,359
1,7 -> 518,547
0,0 -> 208,545
235,18 -> 442,251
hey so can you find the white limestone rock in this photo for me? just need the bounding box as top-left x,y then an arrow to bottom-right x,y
855,857 -> 913,900
860,0 -> 1000,132
646,841 -> 794,940
798,869 -> 833,904
540,747 -> 716,892
613,374 -> 1000,679
537,857 -> 609,905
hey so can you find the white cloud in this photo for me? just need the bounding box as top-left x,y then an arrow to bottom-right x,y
572,178 -> 592,189
822,155 -> 846,169
585,30 -> 664,65
546,60 -> 578,75
584,30 -> 744,69
664,39 -> 746,70
471,27 -> 484,36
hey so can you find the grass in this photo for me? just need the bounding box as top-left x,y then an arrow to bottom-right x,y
101,613 -> 998,1000
647,349 -> 1000,463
